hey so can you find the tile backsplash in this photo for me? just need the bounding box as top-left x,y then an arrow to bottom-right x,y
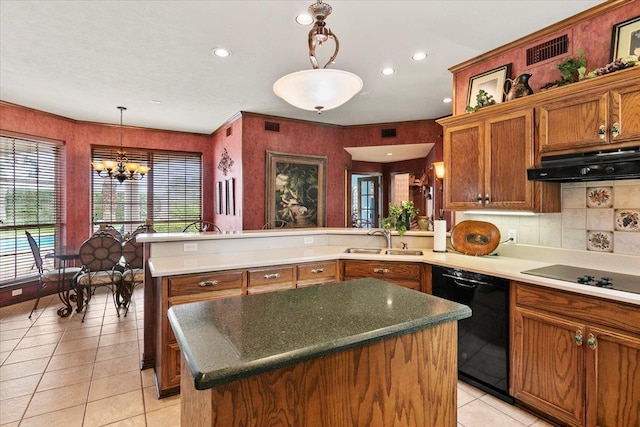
459,179 -> 640,256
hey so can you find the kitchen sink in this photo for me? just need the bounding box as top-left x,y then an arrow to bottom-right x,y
344,248 -> 382,254
385,249 -> 424,256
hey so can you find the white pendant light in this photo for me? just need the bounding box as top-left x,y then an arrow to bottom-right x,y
273,0 -> 363,114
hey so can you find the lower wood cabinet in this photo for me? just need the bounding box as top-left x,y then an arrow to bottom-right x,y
154,260 -> 338,397
341,260 -> 424,291
511,282 -> 640,427
156,269 -> 246,397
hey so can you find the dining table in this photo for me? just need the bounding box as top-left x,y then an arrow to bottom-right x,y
44,244 -> 81,317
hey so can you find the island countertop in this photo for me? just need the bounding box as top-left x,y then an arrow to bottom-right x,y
168,278 -> 471,390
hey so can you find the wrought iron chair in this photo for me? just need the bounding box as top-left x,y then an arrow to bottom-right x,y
119,224 -> 154,316
183,221 -> 221,232
75,231 -> 123,321
93,224 -> 123,241
25,231 -> 82,318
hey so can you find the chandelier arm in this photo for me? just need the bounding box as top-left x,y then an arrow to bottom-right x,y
323,31 -> 339,69
308,29 -> 320,69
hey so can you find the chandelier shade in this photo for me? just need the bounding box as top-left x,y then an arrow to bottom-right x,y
273,0 -> 362,114
273,69 -> 363,113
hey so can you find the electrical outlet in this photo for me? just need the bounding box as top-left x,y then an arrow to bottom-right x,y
12,289 -> 23,296
507,229 -> 517,244
183,243 -> 198,252
303,237 -> 314,244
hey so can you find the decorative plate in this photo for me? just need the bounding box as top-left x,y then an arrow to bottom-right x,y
586,187 -> 613,208
450,220 -> 501,256
586,230 -> 613,252
614,209 -> 640,231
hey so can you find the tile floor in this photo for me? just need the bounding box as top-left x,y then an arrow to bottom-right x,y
1,287 -> 554,427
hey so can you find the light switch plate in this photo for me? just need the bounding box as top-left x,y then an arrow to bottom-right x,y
507,229 -> 517,244
304,237 -> 314,244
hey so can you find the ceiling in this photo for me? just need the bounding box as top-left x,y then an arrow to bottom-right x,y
345,143 -> 433,163
0,1 -> 604,135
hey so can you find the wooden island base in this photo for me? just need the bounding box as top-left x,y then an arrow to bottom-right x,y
181,321 -> 458,427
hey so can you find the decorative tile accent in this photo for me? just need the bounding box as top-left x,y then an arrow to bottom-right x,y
586,230 -> 613,252
586,186 -> 613,208
614,209 -> 640,232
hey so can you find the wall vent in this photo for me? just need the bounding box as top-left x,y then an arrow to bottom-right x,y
264,121 -> 280,132
526,34 -> 568,65
225,127 -> 232,137
381,128 -> 397,138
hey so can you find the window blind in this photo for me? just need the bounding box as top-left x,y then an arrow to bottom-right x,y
0,135 -> 64,282
91,147 -> 202,234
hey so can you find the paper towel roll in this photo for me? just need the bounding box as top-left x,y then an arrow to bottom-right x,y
433,220 -> 447,252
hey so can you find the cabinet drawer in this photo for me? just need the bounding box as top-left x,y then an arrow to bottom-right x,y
297,261 -> 337,287
343,260 -> 420,281
514,282 -> 640,335
168,271 -> 244,298
248,265 -> 294,287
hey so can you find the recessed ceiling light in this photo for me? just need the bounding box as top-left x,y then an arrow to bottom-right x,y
211,47 -> 231,58
442,97 -> 453,103
381,68 -> 395,76
412,52 -> 428,61
150,100 -> 162,104
296,13 -> 313,25
386,152 -> 393,156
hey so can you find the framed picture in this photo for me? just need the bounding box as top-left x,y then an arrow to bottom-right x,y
215,181 -> 221,214
466,64 -> 511,109
610,15 -> 640,61
219,180 -> 226,215
265,151 -> 327,228
226,178 -> 235,216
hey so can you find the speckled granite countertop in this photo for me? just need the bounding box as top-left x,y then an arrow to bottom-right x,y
168,278 -> 471,390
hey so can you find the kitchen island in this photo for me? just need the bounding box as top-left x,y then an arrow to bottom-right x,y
168,278 -> 471,427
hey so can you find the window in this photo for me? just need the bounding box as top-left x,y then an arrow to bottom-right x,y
91,147 -> 202,234
0,134 -> 64,283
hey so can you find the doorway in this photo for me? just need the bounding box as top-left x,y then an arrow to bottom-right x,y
351,174 -> 381,228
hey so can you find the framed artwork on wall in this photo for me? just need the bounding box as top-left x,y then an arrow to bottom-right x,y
610,15 -> 640,60
466,64 -> 511,109
226,178 -> 235,216
265,151 -> 327,228
215,181 -> 221,215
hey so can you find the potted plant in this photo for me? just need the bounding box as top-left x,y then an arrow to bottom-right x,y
382,201 -> 418,236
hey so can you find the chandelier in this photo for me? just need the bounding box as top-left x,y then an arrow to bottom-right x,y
91,106 -> 150,183
273,0 -> 363,114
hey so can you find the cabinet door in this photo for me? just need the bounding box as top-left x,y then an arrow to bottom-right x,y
537,90 -> 608,153
585,325 -> 640,427
485,110 -> 534,210
444,120 -> 484,209
512,307 -> 585,427
610,83 -> 640,144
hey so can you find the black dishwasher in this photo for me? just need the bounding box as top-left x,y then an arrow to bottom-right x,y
432,265 -> 513,403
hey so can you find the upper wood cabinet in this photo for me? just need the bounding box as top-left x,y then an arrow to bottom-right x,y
537,78 -> 640,154
441,109 -> 559,212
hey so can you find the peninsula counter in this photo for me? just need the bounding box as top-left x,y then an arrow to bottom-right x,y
168,278 -> 471,426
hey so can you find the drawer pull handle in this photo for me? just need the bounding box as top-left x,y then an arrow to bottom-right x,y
199,280 -> 219,287
373,268 -> 389,274
264,273 -> 280,280
575,330 -> 583,346
311,269 -> 324,274
587,334 -> 597,350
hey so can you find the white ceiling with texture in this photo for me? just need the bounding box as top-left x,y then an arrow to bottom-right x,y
0,0 -> 604,134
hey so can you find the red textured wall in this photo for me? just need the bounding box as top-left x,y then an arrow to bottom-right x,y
453,2 -> 640,114
237,114 -> 443,229
211,115 -> 243,232
0,102 -> 212,247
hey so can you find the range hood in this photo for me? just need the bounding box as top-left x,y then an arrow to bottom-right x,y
527,147 -> 640,182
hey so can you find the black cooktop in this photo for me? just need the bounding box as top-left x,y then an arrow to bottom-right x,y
521,264 -> 640,295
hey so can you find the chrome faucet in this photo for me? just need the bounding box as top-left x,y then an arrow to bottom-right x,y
368,229 -> 392,249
